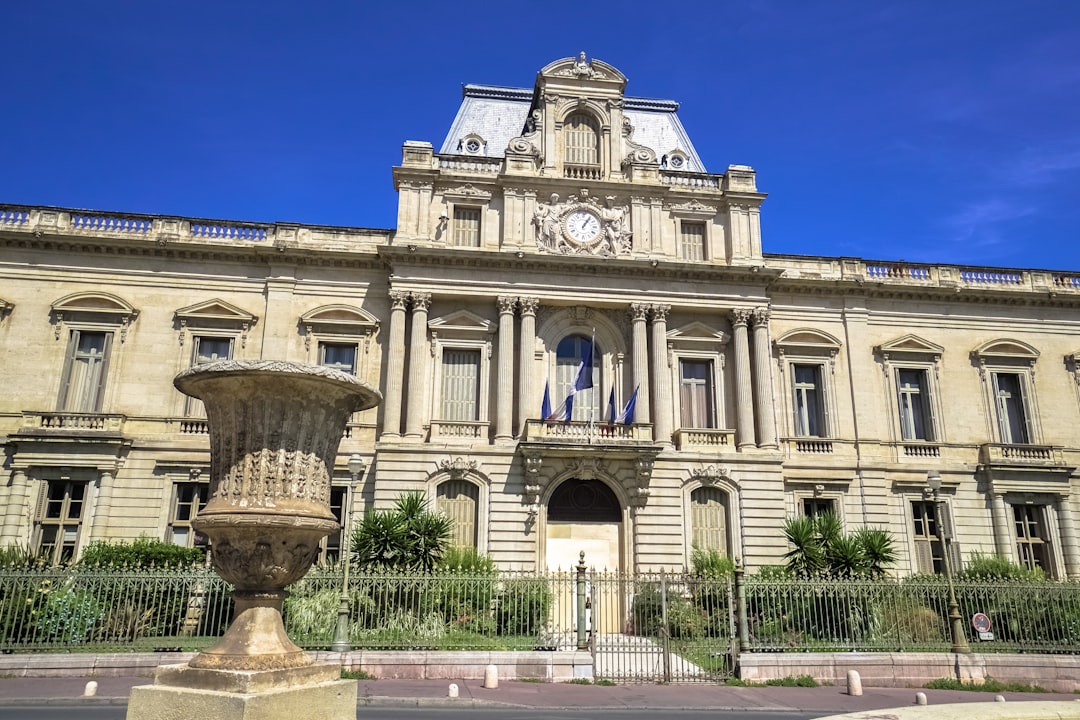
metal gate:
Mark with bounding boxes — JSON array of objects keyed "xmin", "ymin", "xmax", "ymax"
[{"xmin": 588, "ymin": 570, "xmax": 736, "ymax": 683}]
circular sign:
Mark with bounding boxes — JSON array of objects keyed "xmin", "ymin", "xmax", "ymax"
[{"xmin": 972, "ymin": 613, "xmax": 991, "ymax": 633}]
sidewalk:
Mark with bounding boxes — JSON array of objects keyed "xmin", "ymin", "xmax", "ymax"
[{"xmin": 0, "ymin": 674, "xmax": 1077, "ymax": 714}]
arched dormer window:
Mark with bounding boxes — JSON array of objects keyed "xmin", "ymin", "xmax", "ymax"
[{"xmin": 564, "ymin": 113, "xmax": 600, "ymax": 167}]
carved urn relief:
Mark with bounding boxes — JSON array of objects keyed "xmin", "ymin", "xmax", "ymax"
[{"xmin": 173, "ymin": 360, "xmax": 381, "ymax": 671}]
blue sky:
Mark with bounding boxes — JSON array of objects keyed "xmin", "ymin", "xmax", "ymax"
[{"xmin": 2, "ymin": 1, "xmax": 1078, "ymax": 270}]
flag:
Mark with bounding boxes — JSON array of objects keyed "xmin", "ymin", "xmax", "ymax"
[
  {"xmin": 571, "ymin": 338, "xmax": 595, "ymax": 393},
  {"xmin": 541, "ymin": 381, "xmax": 552, "ymax": 421},
  {"xmin": 607, "ymin": 387, "xmax": 616, "ymax": 425},
  {"xmin": 616, "ymin": 385, "xmax": 639, "ymax": 425}
]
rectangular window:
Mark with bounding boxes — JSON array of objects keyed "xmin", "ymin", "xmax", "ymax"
[
  {"xmin": 911, "ymin": 500, "xmax": 945, "ymax": 575},
  {"xmin": 187, "ymin": 336, "xmax": 234, "ymax": 416},
  {"xmin": 452, "ymin": 207, "xmax": 481, "ymax": 247},
  {"xmin": 1014, "ymin": 505, "xmax": 1050, "ymax": 573},
  {"xmin": 437, "ymin": 480, "xmax": 479, "ymax": 548},
  {"xmin": 318, "ymin": 342, "xmax": 357, "ymax": 374},
  {"xmin": 680, "ymin": 359, "xmax": 715, "ymax": 428},
  {"xmin": 36, "ymin": 481, "xmax": 87, "ymax": 564},
  {"xmin": 58, "ymin": 330, "xmax": 112, "ymax": 412},
  {"xmin": 897, "ymin": 368, "xmax": 933, "ymax": 441},
  {"xmin": 802, "ymin": 497, "xmax": 836, "ymax": 519},
  {"xmin": 169, "ymin": 482, "xmax": 210, "ymax": 547},
  {"xmin": 321, "ymin": 486, "xmax": 348, "ymax": 563},
  {"xmin": 792, "ymin": 364, "xmax": 825, "ymax": 437},
  {"xmin": 680, "ymin": 221, "xmax": 706, "ymax": 262},
  {"xmin": 993, "ymin": 372, "xmax": 1032, "ymax": 444},
  {"xmin": 441, "ymin": 348, "xmax": 481, "ymax": 421}
]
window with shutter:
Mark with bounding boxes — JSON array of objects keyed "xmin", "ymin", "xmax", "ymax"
[
  {"xmin": 792, "ymin": 364, "xmax": 826, "ymax": 437},
  {"xmin": 680, "ymin": 221, "xmax": 706, "ymax": 261},
  {"xmin": 437, "ymin": 480, "xmax": 479, "ymax": 548},
  {"xmin": 564, "ymin": 113, "xmax": 600, "ymax": 167},
  {"xmin": 320, "ymin": 486, "xmax": 348, "ymax": 563},
  {"xmin": 169, "ymin": 482, "xmax": 210, "ymax": 548},
  {"xmin": 911, "ymin": 500, "xmax": 960, "ymax": 574},
  {"xmin": 1013, "ymin": 504, "xmax": 1051, "ymax": 575},
  {"xmin": 690, "ymin": 487, "xmax": 729, "ymax": 555},
  {"xmin": 896, "ymin": 368, "xmax": 934, "ymax": 441},
  {"xmin": 993, "ymin": 372, "xmax": 1032, "ymax": 444},
  {"xmin": 452, "ymin": 207, "xmax": 482, "ymax": 247},
  {"xmin": 186, "ymin": 335, "xmax": 235, "ymax": 416},
  {"xmin": 58, "ymin": 330, "xmax": 112, "ymax": 413},
  {"xmin": 441, "ymin": 349, "xmax": 481, "ymax": 421},
  {"xmin": 680, "ymin": 359, "xmax": 715, "ymax": 429},
  {"xmin": 35, "ymin": 481, "xmax": 87, "ymax": 565}
]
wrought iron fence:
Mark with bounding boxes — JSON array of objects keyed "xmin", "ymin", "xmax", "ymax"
[{"xmin": 743, "ymin": 576, "xmax": 1080, "ymax": 654}]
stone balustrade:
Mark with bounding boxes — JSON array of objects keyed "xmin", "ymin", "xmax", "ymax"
[
  {"xmin": 673, "ymin": 428, "xmax": 735, "ymax": 451},
  {"xmin": 980, "ymin": 442, "xmax": 1066, "ymax": 466},
  {"xmin": 436, "ymin": 155, "xmax": 502, "ymax": 174},
  {"xmin": 429, "ymin": 420, "xmax": 488, "ymax": 440},
  {"xmin": 659, "ymin": 170, "xmax": 720, "ymax": 189},
  {"xmin": 520, "ymin": 419, "xmax": 653, "ymax": 444},
  {"xmin": 20, "ymin": 411, "xmax": 126, "ymax": 433}
]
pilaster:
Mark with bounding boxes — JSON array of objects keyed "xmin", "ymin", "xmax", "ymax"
[
  {"xmin": 751, "ymin": 307, "xmax": 777, "ymax": 449},
  {"xmin": 649, "ymin": 305, "xmax": 672, "ymax": 443},
  {"xmin": 380, "ymin": 291, "xmax": 409, "ymax": 439},
  {"xmin": 731, "ymin": 309, "xmax": 757, "ymax": 449},
  {"xmin": 404, "ymin": 292, "xmax": 431, "ymax": 440},
  {"xmin": 629, "ymin": 303, "xmax": 650, "ymax": 425},
  {"xmin": 495, "ymin": 296, "xmax": 516, "ymax": 442},
  {"xmin": 517, "ymin": 297, "xmax": 538, "ymax": 435}
]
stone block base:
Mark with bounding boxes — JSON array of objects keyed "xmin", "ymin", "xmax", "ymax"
[{"xmin": 126, "ymin": 668, "xmax": 356, "ymax": 720}]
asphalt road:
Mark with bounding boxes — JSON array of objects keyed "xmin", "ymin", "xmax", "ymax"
[{"xmin": 0, "ymin": 706, "xmax": 829, "ymax": 720}]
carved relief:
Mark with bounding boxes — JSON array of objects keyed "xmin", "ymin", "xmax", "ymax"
[
  {"xmin": 439, "ymin": 456, "xmax": 478, "ymax": 480},
  {"xmin": 622, "ymin": 117, "xmax": 657, "ymax": 165},
  {"xmin": 532, "ymin": 192, "xmax": 632, "ymax": 256}
]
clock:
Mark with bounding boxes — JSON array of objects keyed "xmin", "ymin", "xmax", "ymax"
[{"xmin": 564, "ymin": 209, "xmax": 601, "ymax": 245}]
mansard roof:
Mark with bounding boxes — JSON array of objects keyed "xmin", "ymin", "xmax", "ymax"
[{"xmin": 439, "ymin": 84, "xmax": 705, "ymax": 172}]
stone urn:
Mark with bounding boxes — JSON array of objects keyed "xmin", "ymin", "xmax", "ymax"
[{"xmin": 173, "ymin": 360, "xmax": 381, "ymax": 671}]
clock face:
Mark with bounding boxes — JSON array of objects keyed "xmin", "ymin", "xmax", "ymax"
[{"xmin": 565, "ymin": 210, "xmax": 601, "ymax": 244}]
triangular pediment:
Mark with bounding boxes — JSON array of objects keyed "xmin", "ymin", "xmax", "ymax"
[
  {"xmin": 300, "ymin": 304, "xmax": 378, "ymax": 328},
  {"xmin": 428, "ymin": 310, "xmax": 495, "ymax": 334},
  {"xmin": 52, "ymin": 291, "xmax": 137, "ymax": 316},
  {"xmin": 877, "ymin": 334, "xmax": 944, "ymax": 356},
  {"xmin": 775, "ymin": 328, "xmax": 841, "ymax": 350},
  {"xmin": 975, "ymin": 338, "xmax": 1040, "ymax": 360},
  {"xmin": 175, "ymin": 299, "xmax": 257, "ymax": 326},
  {"xmin": 667, "ymin": 321, "xmax": 728, "ymax": 346}
]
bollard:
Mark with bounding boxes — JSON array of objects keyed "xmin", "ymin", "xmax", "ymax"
[
  {"xmin": 83, "ymin": 681, "xmax": 98, "ymax": 697},
  {"xmin": 915, "ymin": 692, "xmax": 927, "ymax": 705},
  {"xmin": 846, "ymin": 670, "xmax": 862, "ymax": 697},
  {"xmin": 448, "ymin": 683, "xmax": 459, "ymax": 698},
  {"xmin": 482, "ymin": 664, "xmax": 499, "ymax": 689},
  {"xmin": 995, "ymin": 695, "xmax": 1006, "ymax": 703}
]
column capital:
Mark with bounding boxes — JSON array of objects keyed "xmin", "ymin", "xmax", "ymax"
[
  {"xmin": 497, "ymin": 296, "xmax": 517, "ymax": 314},
  {"xmin": 519, "ymin": 296, "xmax": 539, "ymax": 315},
  {"xmin": 409, "ymin": 292, "xmax": 432, "ymax": 311},
  {"xmin": 389, "ymin": 290, "xmax": 410, "ymax": 310},
  {"xmin": 731, "ymin": 308, "xmax": 753, "ymax": 328},
  {"xmin": 650, "ymin": 304, "xmax": 671, "ymax": 322},
  {"xmin": 629, "ymin": 303, "xmax": 650, "ymax": 321},
  {"xmin": 751, "ymin": 307, "xmax": 771, "ymax": 326}
]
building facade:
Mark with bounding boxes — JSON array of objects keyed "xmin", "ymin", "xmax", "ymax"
[{"xmin": 2, "ymin": 55, "xmax": 1079, "ymax": 577}]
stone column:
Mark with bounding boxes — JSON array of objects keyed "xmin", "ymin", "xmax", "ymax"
[
  {"xmin": 381, "ymin": 291, "xmax": 410, "ymax": 439},
  {"xmin": 990, "ymin": 493, "xmax": 1013, "ymax": 557},
  {"xmin": 629, "ymin": 303, "xmax": 651, "ymax": 427},
  {"xmin": 650, "ymin": 305, "xmax": 672, "ymax": 443},
  {"xmin": 404, "ymin": 292, "xmax": 431, "ymax": 440},
  {"xmin": 495, "ymin": 296, "xmax": 516, "ymax": 442},
  {"xmin": 1056, "ymin": 495, "xmax": 1080, "ymax": 579},
  {"xmin": 90, "ymin": 468, "xmax": 115, "ymax": 541},
  {"xmin": 0, "ymin": 468, "xmax": 28, "ymax": 545},
  {"xmin": 517, "ymin": 297, "xmax": 538, "ymax": 436},
  {"xmin": 731, "ymin": 309, "xmax": 757, "ymax": 449},
  {"xmin": 751, "ymin": 307, "xmax": 778, "ymax": 449}
]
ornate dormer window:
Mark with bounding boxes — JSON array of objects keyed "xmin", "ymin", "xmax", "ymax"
[
  {"xmin": 563, "ymin": 112, "xmax": 603, "ymax": 179},
  {"xmin": 458, "ymin": 133, "xmax": 486, "ymax": 156}
]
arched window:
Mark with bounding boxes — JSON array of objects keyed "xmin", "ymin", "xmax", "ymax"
[
  {"xmin": 564, "ymin": 113, "xmax": 600, "ymax": 166},
  {"xmin": 690, "ymin": 487, "xmax": 729, "ymax": 555},
  {"xmin": 437, "ymin": 479, "xmax": 479, "ymax": 548},
  {"xmin": 555, "ymin": 334, "xmax": 600, "ymax": 421}
]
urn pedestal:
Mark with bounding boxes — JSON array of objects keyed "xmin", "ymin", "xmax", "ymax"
[{"xmin": 126, "ymin": 360, "xmax": 381, "ymax": 720}]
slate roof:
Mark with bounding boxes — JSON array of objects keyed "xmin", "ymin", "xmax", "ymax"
[{"xmin": 439, "ymin": 84, "xmax": 707, "ymax": 173}]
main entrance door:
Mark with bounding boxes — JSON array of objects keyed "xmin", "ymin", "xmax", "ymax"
[{"xmin": 545, "ymin": 479, "xmax": 623, "ymax": 633}]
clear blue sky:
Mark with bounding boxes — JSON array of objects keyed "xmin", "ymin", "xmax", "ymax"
[{"xmin": 2, "ymin": 1, "xmax": 1077, "ymax": 270}]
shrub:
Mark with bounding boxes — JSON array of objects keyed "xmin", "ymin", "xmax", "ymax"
[
  {"xmin": 34, "ymin": 583, "xmax": 104, "ymax": 643},
  {"xmin": 958, "ymin": 553, "xmax": 1043, "ymax": 581},
  {"xmin": 78, "ymin": 539, "xmax": 205, "ymax": 568},
  {"xmin": 283, "ymin": 587, "xmax": 340, "ymax": 644},
  {"xmin": 496, "ymin": 577, "xmax": 551, "ymax": 636}
]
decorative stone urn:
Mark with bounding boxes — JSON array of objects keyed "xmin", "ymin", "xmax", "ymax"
[{"xmin": 172, "ymin": 360, "xmax": 381, "ymax": 672}]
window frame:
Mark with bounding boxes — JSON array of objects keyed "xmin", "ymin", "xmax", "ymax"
[
  {"xmin": 775, "ymin": 329, "xmax": 841, "ymax": 440},
  {"xmin": 678, "ymin": 219, "xmax": 707, "ymax": 262},
  {"xmin": 1013, "ymin": 503, "xmax": 1052, "ymax": 575},
  {"xmin": 688, "ymin": 485, "xmax": 730, "ymax": 557},
  {"xmin": 450, "ymin": 206, "xmax": 482, "ymax": 248},
  {"xmin": 436, "ymin": 478, "xmax": 481, "ymax": 549},
  {"xmin": 427, "ymin": 310, "xmax": 496, "ymax": 440},
  {"xmin": 666, "ymin": 322, "xmax": 730, "ymax": 439},
  {"xmin": 563, "ymin": 112, "xmax": 601, "ymax": 167},
  {"xmin": 34, "ymin": 479, "xmax": 89, "ymax": 565},
  {"xmin": 909, "ymin": 496, "xmax": 961, "ymax": 575},
  {"xmin": 57, "ymin": 328, "xmax": 113, "ymax": 413},
  {"xmin": 185, "ymin": 334, "xmax": 237, "ymax": 416},
  {"xmin": 168, "ymin": 480, "xmax": 210, "ymax": 548},
  {"xmin": 678, "ymin": 357, "xmax": 718, "ymax": 429},
  {"xmin": 973, "ymin": 339, "xmax": 1042, "ymax": 446}
]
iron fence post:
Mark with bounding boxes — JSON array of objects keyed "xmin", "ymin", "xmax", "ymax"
[
  {"xmin": 660, "ymin": 570, "xmax": 671, "ymax": 683},
  {"xmin": 734, "ymin": 564, "xmax": 748, "ymax": 653},
  {"xmin": 576, "ymin": 551, "xmax": 587, "ymax": 650}
]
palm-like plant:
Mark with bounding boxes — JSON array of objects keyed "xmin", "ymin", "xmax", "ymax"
[
  {"xmin": 351, "ymin": 491, "xmax": 452, "ymax": 572},
  {"xmin": 782, "ymin": 513, "xmax": 896, "ymax": 578}
]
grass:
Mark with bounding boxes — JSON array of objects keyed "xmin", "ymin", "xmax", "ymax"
[
  {"xmin": 340, "ymin": 668, "xmax": 376, "ymax": 680},
  {"xmin": 725, "ymin": 675, "xmax": 820, "ymax": 688},
  {"xmin": 924, "ymin": 677, "xmax": 1048, "ymax": 693}
]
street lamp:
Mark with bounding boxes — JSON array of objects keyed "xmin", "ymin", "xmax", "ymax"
[
  {"xmin": 331, "ymin": 453, "xmax": 365, "ymax": 653},
  {"xmin": 927, "ymin": 470, "xmax": 970, "ymax": 654}
]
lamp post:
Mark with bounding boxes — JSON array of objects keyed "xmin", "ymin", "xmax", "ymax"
[
  {"xmin": 331, "ymin": 453, "xmax": 365, "ymax": 653},
  {"xmin": 927, "ymin": 471, "xmax": 970, "ymax": 654}
]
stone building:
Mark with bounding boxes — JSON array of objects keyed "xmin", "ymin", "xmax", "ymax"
[{"xmin": 1, "ymin": 54, "xmax": 1079, "ymax": 578}]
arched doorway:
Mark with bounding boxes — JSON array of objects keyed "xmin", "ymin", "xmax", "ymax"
[{"xmin": 545, "ymin": 478, "xmax": 623, "ymax": 634}]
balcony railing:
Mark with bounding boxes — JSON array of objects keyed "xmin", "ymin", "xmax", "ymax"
[
  {"xmin": 673, "ymin": 428, "xmax": 735, "ymax": 450},
  {"xmin": 521, "ymin": 419, "xmax": 653, "ymax": 444},
  {"xmin": 429, "ymin": 420, "xmax": 488, "ymax": 441},
  {"xmin": 901, "ymin": 442, "xmax": 941, "ymax": 459},
  {"xmin": 20, "ymin": 412, "xmax": 125, "ymax": 433},
  {"xmin": 787, "ymin": 438, "xmax": 834, "ymax": 454},
  {"xmin": 980, "ymin": 443, "xmax": 1066, "ymax": 466},
  {"xmin": 563, "ymin": 163, "xmax": 604, "ymax": 181}
]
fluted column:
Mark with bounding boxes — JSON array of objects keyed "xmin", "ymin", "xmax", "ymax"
[
  {"xmin": 629, "ymin": 303, "xmax": 650, "ymax": 427},
  {"xmin": 1057, "ymin": 495, "xmax": 1080, "ymax": 579},
  {"xmin": 0, "ymin": 469, "xmax": 28, "ymax": 545},
  {"xmin": 990, "ymin": 493, "xmax": 1013, "ymax": 557},
  {"xmin": 731, "ymin": 309, "xmax": 757, "ymax": 449},
  {"xmin": 649, "ymin": 304, "xmax": 672, "ymax": 443},
  {"xmin": 517, "ymin": 297, "xmax": 538, "ymax": 436},
  {"xmin": 381, "ymin": 291, "xmax": 410, "ymax": 439},
  {"xmin": 751, "ymin": 307, "xmax": 778, "ymax": 449},
  {"xmin": 404, "ymin": 292, "xmax": 431, "ymax": 440},
  {"xmin": 90, "ymin": 469, "xmax": 115, "ymax": 541},
  {"xmin": 496, "ymin": 296, "xmax": 516, "ymax": 442}
]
